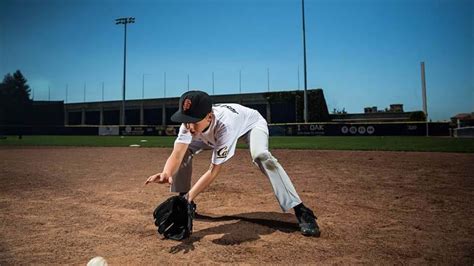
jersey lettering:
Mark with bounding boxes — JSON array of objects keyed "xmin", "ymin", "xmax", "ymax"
[
  {"xmin": 216, "ymin": 146, "xmax": 229, "ymax": 158},
  {"xmin": 215, "ymin": 104, "xmax": 239, "ymax": 114}
]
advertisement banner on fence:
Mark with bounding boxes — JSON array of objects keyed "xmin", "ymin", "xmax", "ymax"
[
  {"xmin": 120, "ymin": 126, "xmax": 179, "ymax": 136},
  {"xmin": 269, "ymin": 122, "xmax": 449, "ymax": 136},
  {"xmin": 99, "ymin": 126, "xmax": 119, "ymax": 136}
]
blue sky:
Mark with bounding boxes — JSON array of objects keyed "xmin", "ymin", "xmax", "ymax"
[{"xmin": 0, "ymin": 0, "xmax": 472, "ymax": 121}]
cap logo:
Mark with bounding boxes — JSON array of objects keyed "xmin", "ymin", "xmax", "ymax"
[{"xmin": 183, "ymin": 99, "xmax": 192, "ymax": 111}]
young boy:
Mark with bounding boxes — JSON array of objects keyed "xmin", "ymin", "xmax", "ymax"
[{"xmin": 145, "ymin": 90, "xmax": 320, "ymax": 236}]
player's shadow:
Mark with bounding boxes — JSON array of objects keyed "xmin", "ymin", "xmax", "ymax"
[{"xmin": 169, "ymin": 211, "xmax": 299, "ymax": 254}]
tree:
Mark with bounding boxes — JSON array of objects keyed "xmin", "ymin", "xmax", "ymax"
[{"xmin": 0, "ymin": 70, "xmax": 32, "ymax": 125}]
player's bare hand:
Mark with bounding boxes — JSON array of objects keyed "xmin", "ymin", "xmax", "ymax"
[{"xmin": 145, "ymin": 173, "xmax": 172, "ymax": 185}]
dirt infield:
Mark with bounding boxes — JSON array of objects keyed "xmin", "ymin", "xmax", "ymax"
[{"xmin": 0, "ymin": 147, "xmax": 473, "ymax": 264}]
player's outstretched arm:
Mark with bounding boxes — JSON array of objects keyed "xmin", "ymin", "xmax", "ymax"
[
  {"xmin": 187, "ymin": 163, "xmax": 222, "ymax": 202},
  {"xmin": 145, "ymin": 142, "xmax": 189, "ymax": 185}
]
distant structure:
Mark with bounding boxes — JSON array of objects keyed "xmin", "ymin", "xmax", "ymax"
[
  {"xmin": 364, "ymin": 104, "xmax": 404, "ymax": 114},
  {"xmin": 332, "ymin": 103, "xmax": 422, "ymax": 123},
  {"xmin": 14, "ymin": 90, "xmax": 425, "ymax": 127},
  {"xmin": 64, "ymin": 89, "xmax": 329, "ymax": 126},
  {"xmin": 451, "ymin": 113, "xmax": 474, "ymax": 128},
  {"xmin": 364, "ymin": 106, "xmax": 378, "ymax": 113},
  {"xmin": 451, "ymin": 112, "xmax": 474, "ymax": 138},
  {"xmin": 389, "ymin": 104, "xmax": 404, "ymax": 112}
]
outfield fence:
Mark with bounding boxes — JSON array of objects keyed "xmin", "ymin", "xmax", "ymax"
[
  {"xmin": 453, "ymin": 126, "xmax": 474, "ymax": 138},
  {"xmin": 0, "ymin": 122, "xmax": 450, "ymax": 137}
]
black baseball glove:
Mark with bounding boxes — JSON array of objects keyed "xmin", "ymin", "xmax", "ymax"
[{"xmin": 153, "ymin": 195, "xmax": 195, "ymax": 240}]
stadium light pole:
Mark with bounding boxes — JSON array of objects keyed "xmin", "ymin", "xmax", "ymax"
[
  {"xmin": 301, "ymin": 0, "xmax": 308, "ymax": 123},
  {"xmin": 212, "ymin": 72, "xmax": 215, "ymax": 95},
  {"xmin": 187, "ymin": 74, "xmax": 190, "ymax": 91},
  {"xmin": 142, "ymin": 73, "xmax": 150, "ymax": 100},
  {"xmin": 115, "ymin": 17, "xmax": 135, "ymax": 125},
  {"xmin": 239, "ymin": 70, "xmax": 242, "ymax": 94},
  {"xmin": 164, "ymin": 72, "xmax": 167, "ymax": 98},
  {"xmin": 298, "ymin": 65, "xmax": 300, "ymax": 90},
  {"xmin": 267, "ymin": 68, "xmax": 270, "ymax": 92},
  {"xmin": 421, "ymin": 61, "xmax": 429, "ymax": 136},
  {"xmin": 142, "ymin": 74, "xmax": 145, "ymax": 99}
]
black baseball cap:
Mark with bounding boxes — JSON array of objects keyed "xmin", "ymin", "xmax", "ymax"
[{"xmin": 171, "ymin": 90, "xmax": 213, "ymax": 123}]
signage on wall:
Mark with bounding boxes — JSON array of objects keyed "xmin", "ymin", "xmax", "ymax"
[{"xmin": 341, "ymin": 125, "xmax": 375, "ymax": 135}]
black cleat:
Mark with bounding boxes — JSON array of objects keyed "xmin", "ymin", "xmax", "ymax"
[
  {"xmin": 294, "ymin": 204, "xmax": 321, "ymax": 237},
  {"xmin": 189, "ymin": 201, "xmax": 197, "ymax": 218}
]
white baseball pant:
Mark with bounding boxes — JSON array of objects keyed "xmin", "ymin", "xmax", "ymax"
[{"xmin": 170, "ymin": 126, "xmax": 302, "ymax": 212}]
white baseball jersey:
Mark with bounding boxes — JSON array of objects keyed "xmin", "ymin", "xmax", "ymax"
[{"xmin": 175, "ymin": 104, "xmax": 268, "ymax": 165}]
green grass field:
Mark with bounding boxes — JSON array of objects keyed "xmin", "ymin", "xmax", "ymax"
[{"xmin": 1, "ymin": 135, "xmax": 473, "ymax": 153}]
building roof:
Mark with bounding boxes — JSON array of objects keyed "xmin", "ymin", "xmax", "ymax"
[{"xmin": 452, "ymin": 113, "xmax": 474, "ymax": 120}]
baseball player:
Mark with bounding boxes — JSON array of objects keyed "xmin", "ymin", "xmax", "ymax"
[{"xmin": 145, "ymin": 90, "xmax": 320, "ymax": 236}]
